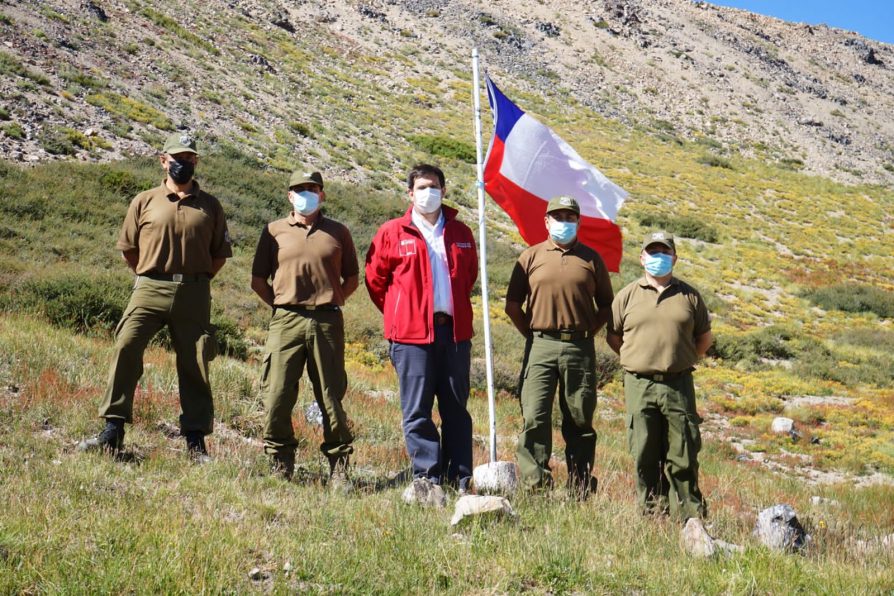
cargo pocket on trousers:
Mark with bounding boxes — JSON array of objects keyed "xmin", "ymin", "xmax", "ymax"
[
  {"xmin": 200, "ymin": 325, "xmax": 219, "ymax": 361},
  {"xmin": 626, "ymin": 414, "xmax": 635, "ymax": 453},
  {"xmin": 685, "ymin": 414, "xmax": 703, "ymax": 454}
]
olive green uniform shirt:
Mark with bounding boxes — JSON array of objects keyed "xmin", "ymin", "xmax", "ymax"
[
  {"xmin": 506, "ymin": 240, "xmax": 614, "ymax": 332},
  {"xmin": 251, "ymin": 213, "xmax": 359, "ymax": 307},
  {"xmin": 117, "ymin": 180, "xmax": 232, "ymax": 275},
  {"xmin": 609, "ymin": 276, "xmax": 711, "ymax": 374}
]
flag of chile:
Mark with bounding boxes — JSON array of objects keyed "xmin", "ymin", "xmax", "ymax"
[{"xmin": 483, "ymin": 77, "xmax": 627, "ymax": 272}]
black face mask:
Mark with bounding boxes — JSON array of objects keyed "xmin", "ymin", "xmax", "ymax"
[{"xmin": 167, "ymin": 159, "xmax": 195, "ymax": 184}]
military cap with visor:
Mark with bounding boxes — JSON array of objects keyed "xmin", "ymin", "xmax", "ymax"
[
  {"xmin": 163, "ymin": 132, "xmax": 198, "ymax": 155},
  {"xmin": 641, "ymin": 230, "xmax": 676, "ymax": 251},
  {"xmin": 289, "ymin": 171, "xmax": 324, "ymax": 189},
  {"xmin": 545, "ymin": 195, "xmax": 581, "ymax": 215}
]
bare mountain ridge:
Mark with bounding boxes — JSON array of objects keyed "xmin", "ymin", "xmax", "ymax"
[{"xmin": 1, "ymin": 0, "xmax": 892, "ymax": 186}]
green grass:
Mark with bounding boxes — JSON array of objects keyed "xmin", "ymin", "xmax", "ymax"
[
  {"xmin": 0, "ymin": 51, "xmax": 50, "ymax": 86},
  {"xmin": 1, "ymin": 313, "xmax": 893, "ymax": 592},
  {"xmin": 409, "ymin": 134, "xmax": 477, "ymax": 164},
  {"xmin": 85, "ymin": 92, "xmax": 173, "ymax": 130}
]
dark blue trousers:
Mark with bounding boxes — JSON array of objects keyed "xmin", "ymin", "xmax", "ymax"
[{"xmin": 389, "ymin": 324, "xmax": 472, "ymax": 488}]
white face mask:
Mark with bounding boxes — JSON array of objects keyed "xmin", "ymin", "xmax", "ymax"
[
  {"xmin": 413, "ymin": 187, "xmax": 442, "ymax": 214},
  {"xmin": 290, "ymin": 190, "xmax": 320, "ymax": 215}
]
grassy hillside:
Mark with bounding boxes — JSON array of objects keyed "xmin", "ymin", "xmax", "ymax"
[
  {"xmin": 2, "ymin": 0, "xmax": 894, "ymax": 590},
  {"xmin": 1, "ymin": 128, "xmax": 893, "ymax": 590}
]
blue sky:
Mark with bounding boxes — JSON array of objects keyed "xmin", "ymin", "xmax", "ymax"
[{"xmin": 711, "ymin": 1, "xmax": 894, "ymax": 45}]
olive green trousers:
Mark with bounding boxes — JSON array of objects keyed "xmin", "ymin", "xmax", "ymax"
[
  {"xmin": 260, "ymin": 308, "xmax": 353, "ymax": 459},
  {"xmin": 624, "ymin": 371, "xmax": 706, "ymax": 520},
  {"xmin": 99, "ymin": 276, "xmax": 216, "ymax": 434},
  {"xmin": 516, "ymin": 335, "xmax": 598, "ymax": 490}
]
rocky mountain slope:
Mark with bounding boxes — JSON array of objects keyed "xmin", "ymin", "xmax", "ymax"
[{"xmin": 1, "ymin": 0, "xmax": 893, "ymax": 186}]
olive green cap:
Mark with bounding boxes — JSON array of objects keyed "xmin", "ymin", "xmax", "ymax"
[
  {"xmin": 162, "ymin": 132, "xmax": 197, "ymax": 155},
  {"xmin": 641, "ymin": 230, "xmax": 676, "ymax": 251},
  {"xmin": 288, "ymin": 170, "xmax": 324, "ymax": 189},
  {"xmin": 545, "ymin": 195, "xmax": 580, "ymax": 215}
]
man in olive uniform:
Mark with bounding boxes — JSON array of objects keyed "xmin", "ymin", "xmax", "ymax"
[
  {"xmin": 79, "ymin": 132, "xmax": 232, "ymax": 460},
  {"xmin": 505, "ymin": 196, "xmax": 614, "ymax": 499},
  {"xmin": 607, "ymin": 231, "xmax": 713, "ymax": 521},
  {"xmin": 251, "ymin": 171, "xmax": 359, "ymax": 486}
]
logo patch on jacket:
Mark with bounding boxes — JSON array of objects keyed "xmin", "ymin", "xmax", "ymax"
[
  {"xmin": 455, "ymin": 242, "xmax": 472, "ymax": 249},
  {"xmin": 398, "ymin": 238, "xmax": 417, "ymax": 256}
]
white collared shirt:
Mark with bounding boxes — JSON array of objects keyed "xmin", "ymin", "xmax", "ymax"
[{"xmin": 411, "ymin": 208, "xmax": 453, "ymax": 316}]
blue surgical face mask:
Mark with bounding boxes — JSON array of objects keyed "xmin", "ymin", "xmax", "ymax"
[
  {"xmin": 644, "ymin": 252, "xmax": 674, "ymax": 276},
  {"xmin": 290, "ymin": 190, "xmax": 320, "ymax": 215},
  {"xmin": 548, "ymin": 219, "xmax": 578, "ymax": 245}
]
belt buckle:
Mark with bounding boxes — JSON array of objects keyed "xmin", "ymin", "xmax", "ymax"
[
  {"xmin": 653, "ymin": 373, "xmax": 666, "ymax": 382},
  {"xmin": 560, "ymin": 331, "xmax": 572, "ymax": 341},
  {"xmin": 172, "ymin": 273, "xmax": 184, "ymax": 282}
]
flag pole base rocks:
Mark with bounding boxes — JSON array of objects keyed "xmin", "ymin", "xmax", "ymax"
[{"xmin": 473, "ymin": 461, "xmax": 518, "ymax": 494}]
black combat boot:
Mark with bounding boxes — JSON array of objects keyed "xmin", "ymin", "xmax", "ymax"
[
  {"xmin": 271, "ymin": 451, "xmax": 295, "ymax": 481},
  {"xmin": 184, "ymin": 431, "xmax": 211, "ymax": 464},
  {"xmin": 77, "ymin": 419, "xmax": 125, "ymax": 453}
]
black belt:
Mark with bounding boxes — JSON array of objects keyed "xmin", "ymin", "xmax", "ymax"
[
  {"xmin": 534, "ymin": 329, "xmax": 593, "ymax": 341},
  {"xmin": 628, "ymin": 368, "xmax": 694, "ymax": 382},
  {"xmin": 140, "ymin": 272, "xmax": 209, "ymax": 282},
  {"xmin": 434, "ymin": 312, "xmax": 453, "ymax": 326},
  {"xmin": 277, "ymin": 304, "xmax": 340, "ymax": 312}
]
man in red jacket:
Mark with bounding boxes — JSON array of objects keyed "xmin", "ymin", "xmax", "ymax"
[{"xmin": 366, "ymin": 164, "xmax": 478, "ymax": 506}]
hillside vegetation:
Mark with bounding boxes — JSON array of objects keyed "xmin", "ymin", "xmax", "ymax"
[{"xmin": 1, "ymin": 0, "xmax": 893, "ymax": 592}]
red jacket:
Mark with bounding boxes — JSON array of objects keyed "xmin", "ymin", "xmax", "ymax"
[{"xmin": 365, "ymin": 206, "xmax": 478, "ymax": 344}]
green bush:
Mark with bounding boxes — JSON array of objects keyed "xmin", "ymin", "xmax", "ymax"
[
  {"xmin": 59, "ymin": 67, "xmax": 106, "ymax": 90},
  {"xmin": 8, "ymin": 273, "xmax": 131, "ymax": 334},
  {"xmin": 287, "ymin": 120, "xmax": 313, "ymax": 138},
  {"xmin": 711, "ymin": 325, "xmax": 796, "ymax": 363},
  {"xmin": 86, "ymin": 92, "xmax": 173, "ymax": 130},
  {"xmin": 39, "ymin": 127, "xmax": 110, "ymax": 155},
  {"xmin": 1, "ymin": 122, "xmax": 24, "ymax": 140},
  {"xmin": 99, "ymin": 169, "xmax": 147, "ymax": 197},
  {"xmin": 793, "ymin": 343, "xmax": 894, "ymax": 387},
  {"xmin": 408, "ymin": 134, "xmax": 477, "ymax": 164},
  {"xmin": 696, "ymin": 154, "xmax": 733, "ymax": 169},
  {"xmin": 0, "ymin": 51, "xmax": 50, "ymax": 86},
  {"xmin": 211, "ymin": 315, "xmax": 249, "ymax": 360},
  {"xmin": 802, "ymin": 284, "xmax": 894, "ymax": 318},
  {"xmin": 834, "ymin": 328, "xmax": 894, "ymax": 350},
  {"xmin": 636, "ymin": 213, "xmax": 719, "ymax": 243},
  {"xmin": 40, "ymin": 128, "xmax": 78, "ymax": 155}
]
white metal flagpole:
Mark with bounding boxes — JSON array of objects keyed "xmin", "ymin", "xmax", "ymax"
[{"xmin": 471, "ymin": 48, "xmax": 498, "ymax": 464}]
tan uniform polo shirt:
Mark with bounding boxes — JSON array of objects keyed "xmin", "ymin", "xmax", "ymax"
[
  {"xmin": 117, "ymin": 181, "xmax": 232, "ymax": 275},
  {"xmin": 506, "ymin": 239, "xmax": 614, "ymax": 332},
  {"xmin": 251, "ymin": 213, "xmax": 359, "ymax": 307},
  {"xmin": 609, "ymin": 276, "xmax": 711, "ymax": 374}
]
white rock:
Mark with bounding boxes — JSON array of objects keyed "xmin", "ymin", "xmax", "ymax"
[
  {"xmin": 304, "ymin": 401, "xmax": 323, "ymax": 426},
  {"xmin": 771, "ymin": 417, "xmax": 795, "ymax": 434},
  {"xmin": 401, "ymin": 478, "xmax": 446, "ymax": 508},
  {"xmin": 248, "ymin": 567, "xmax": 265, "ymax": 581},
  {"xmin": 681, "ymin": 517, "xmax": 715, "ymax": 557},
  {"xmin": 450, "ymin": 495, "xmax": 517, "ymax": 526},
  {"xmin": 754, "ymin": 504, "xmax": 811, "ymax": 552},
  {"xmin": 472, "ymin": 461, "xmax": 518, "ymax": 494}
]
